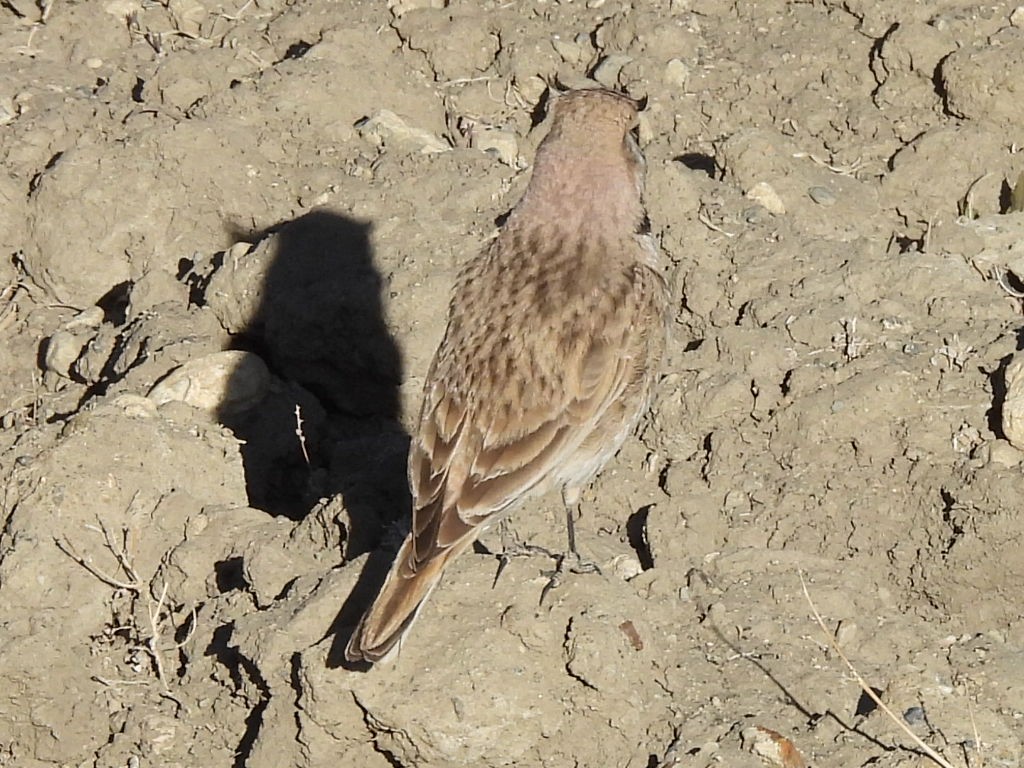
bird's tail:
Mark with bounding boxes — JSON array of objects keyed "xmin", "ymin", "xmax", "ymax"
[{"xmin": 344, "ymin": 535, "xmax": 460, "ymax": 664}]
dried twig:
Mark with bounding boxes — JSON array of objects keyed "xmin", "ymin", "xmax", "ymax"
[
  {"xmin": 56, "ymin": 514, "xmax": 195, "ymax": 692},
  {"xmin": 294, "ymin": 404, "xmax": 310, "ymax": 465}
]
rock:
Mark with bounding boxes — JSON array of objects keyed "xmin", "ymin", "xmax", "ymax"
[
  {"xmin": 43, "ymin": 307, "xmax": 108, "ymax": 379},
  {"xmin": 388, "ymin": 0, "xmax": 445, "ymax": 17},
  {"xmin": 73, "ymin": 325, "xmax": 118, "ymax": 384},
  {"xmin": 167, "ymin": 0, "xmax": 206, "ymax": 37},
  {"xmin": 551, "ymin": 36, "xmax": 586, "ymax": 65},
  {"xmin": 808, "ymin": 185, "xmax": 837, "ymax": 206},
  {"xmin": 610, "ymin": 554, "xmax": 643, "ymax": 581},
  {"xmin": 204, "ymin": 242, "xmax": 258, "ymax": 334},
  {"xmin": 988, "ymin": 440, "xmax": 1023, "ymax": 468},
  {"xmin": 111, "ymin": 393, "xmax": 159, "ymax": 418},
  {"xmin": 356, "ymin": 109, "xmax": 450, "ymax": 154},
  {"xmin": 470, "ymin": 127, "xmax": 521, "ymax": 167},
  {"xmin": 64, "ymin": 306, "xmax": 104, "ymax": 331},
  {"xmin": 741, "ymin": 726, "xmax": 807, "ymax": 768},
  {"xmin": 201, "ymin": 211, "xmax": 401, "ymax": 417},
  {"xmin": 147, "ymin": 350, "xmax": 271, "ymax": 416}
]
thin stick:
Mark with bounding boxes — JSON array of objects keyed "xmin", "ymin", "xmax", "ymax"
[
  {"xmin": 294, "ymin": 404, "xmax": 310, "ymax": 465},
  {"xmin": 54, "ymin": 537, "xmax": 138, "ymax": 592},
  {"xmin": 798, "ymin": 570, "xmax": 959, "ymax": 768}
]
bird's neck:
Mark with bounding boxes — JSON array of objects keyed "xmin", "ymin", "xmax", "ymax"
[{"xmin": 512, "ymin": 154, "xmax": 644, "ymax": 235}]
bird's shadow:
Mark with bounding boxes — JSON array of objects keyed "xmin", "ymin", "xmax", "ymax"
[{"xmin": 193, "ymin": 208, "xmax": 409, "ymax": 664}]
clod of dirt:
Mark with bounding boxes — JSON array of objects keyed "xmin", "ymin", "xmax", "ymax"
[
  {"xmin": 940, "ymin": 40, "xmax": 1024, "ymax": 127},
  {"xmin": 882, "ymin": 125, "xmax": 1018, "ymax": 229},
  {"xmin": 1002, "ymin": 355, "xmax": 1024, "ymax": 449},
  {"xmin": 395, "ymin": 8, "xmax": 501, "ymax": 81},
  {"xmin": 717, "ymin": 128, "xmax": 882, "ymax": 240}
]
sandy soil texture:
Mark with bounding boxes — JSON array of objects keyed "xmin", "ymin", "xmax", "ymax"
[{"xmin": 2, "ymin": 1, "xmax": 1024, "ymax": 766}]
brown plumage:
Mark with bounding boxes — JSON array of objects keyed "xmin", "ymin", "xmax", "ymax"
[{"xmin": 345, "ymin": 88, "xmax": 669, "ymax": 664}]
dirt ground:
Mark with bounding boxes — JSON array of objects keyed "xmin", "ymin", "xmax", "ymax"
[{"xmin": 2, "ymin": 0, "xmax": 1024, "ymax": 766}]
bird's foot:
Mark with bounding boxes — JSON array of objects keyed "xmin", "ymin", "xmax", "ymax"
[
  {"xmin": 491, "ymin": 525, "xmax": 560, "ymax": 588},
  {"xmin": 538, "ymin": 550, "xmax": 602, "ymax": 605}
]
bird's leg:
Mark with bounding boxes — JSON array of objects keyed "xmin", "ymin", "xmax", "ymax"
[
  {"xmin": 539, "ymin": 487, "xmax": 602, "ymax": 603},
  {"xmin": 491, "ymin": 518, "xmax": 559, "ymax": 588},
  {"xmin": 560, "ymin": 486, "xmax": 602, "ymax": 575}
]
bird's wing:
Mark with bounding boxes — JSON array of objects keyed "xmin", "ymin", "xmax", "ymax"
[{"xmin": 405, "ymin": 266, "xmax": 649, "ymax": 571}]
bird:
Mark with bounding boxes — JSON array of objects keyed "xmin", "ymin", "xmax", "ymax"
[{"xmin": 345, "ymin": 87, "xmax": 669, "ymax": 664}]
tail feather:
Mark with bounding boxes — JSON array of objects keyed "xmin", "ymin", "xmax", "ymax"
[{"xmin": 345, "ymin": 537, "xmax": 458, "ymax": 664}]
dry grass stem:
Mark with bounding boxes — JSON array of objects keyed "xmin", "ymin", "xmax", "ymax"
[
  {"xmin": 798, "ymin": 570, "xmax": 959, "ymax": 768},
  {"xmin": 992, "ymin": 267, "xmax": 1024, "ymax": 299},
  {"xmin": 697, "ymin": 205, "xmax": 737, "ymax": 237}
]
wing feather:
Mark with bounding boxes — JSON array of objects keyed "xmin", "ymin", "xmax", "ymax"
[{"xmin": 406, "ymin": 276, "xmax": 647, "ymax": 574}]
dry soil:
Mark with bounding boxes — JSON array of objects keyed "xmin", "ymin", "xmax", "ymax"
[{"xmin": 2, "ymin": 1, "xmax": 1024, "ymax": 767}]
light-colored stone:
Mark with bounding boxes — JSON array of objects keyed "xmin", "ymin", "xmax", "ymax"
[
  {"xmin": 1002, "ymin": 355, "xmax": 1024, "ymax": 449},
  {"xmin": 148, "ymin": 350, "xmax": 271, "ymax": 416},
  {"xmin": 356, "ymin": 109, "xmax": 450, "ymax": 154},
  {"xmin": 470, "ymin": 127, "xmax": 521, "ymax": 167},
  {"xmin": 746, "ymin": 181, "xmax": 786, "ymax": 215},
  {"xmin": 610, "ymin": 553, "xmax": 643, "ymax": 581},
  {"xmin": 111, "ymin": 393, "xmax": 159, "ymax": 418},
  {"xmin": 43, "ymin": 330, "xmax": 85, "ymax": 378},
  {"xmin": 664, "ymin": 58, "xmax": 690, "ymax": 88},
  {"xmin": 988, "ymin": 439, "xmax": 1023, "ymax": 468}
]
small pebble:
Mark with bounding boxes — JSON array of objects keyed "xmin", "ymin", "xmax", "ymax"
[
  {"xmin": 746, "ymin": 181, "xmax": 786, "ymax": 215},
  {"xmin": 593, "ymin": 54, "xmax": 633, "ymax": 88},
  {"xmin": 43, "ymin": 330, "xmax": 85, "ymax": 378},
  {"xmin": 743, "ymin": 205, "xmax": 771, "ymax": 224},
  {"xmin": 1011, "ymin": 6, "xmax": 1024, "ymax": 26},
  {"xmin": 664, "ymin": 58, "xmax": 690, "ymax": 88},
  {"xmin": 551, "ymin": 36, "xmax": 584, "ymax": 64},
  {"xmin": 470, "ymin": 127, "xmax": 521, "ymax": 168},
  {"xmin": 808, "ymin": 185, "xmax": 837, "ymax": 206},
  {"xmin": 903, "ymin": 706, "xmax": 926, "ymax": 725}
]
